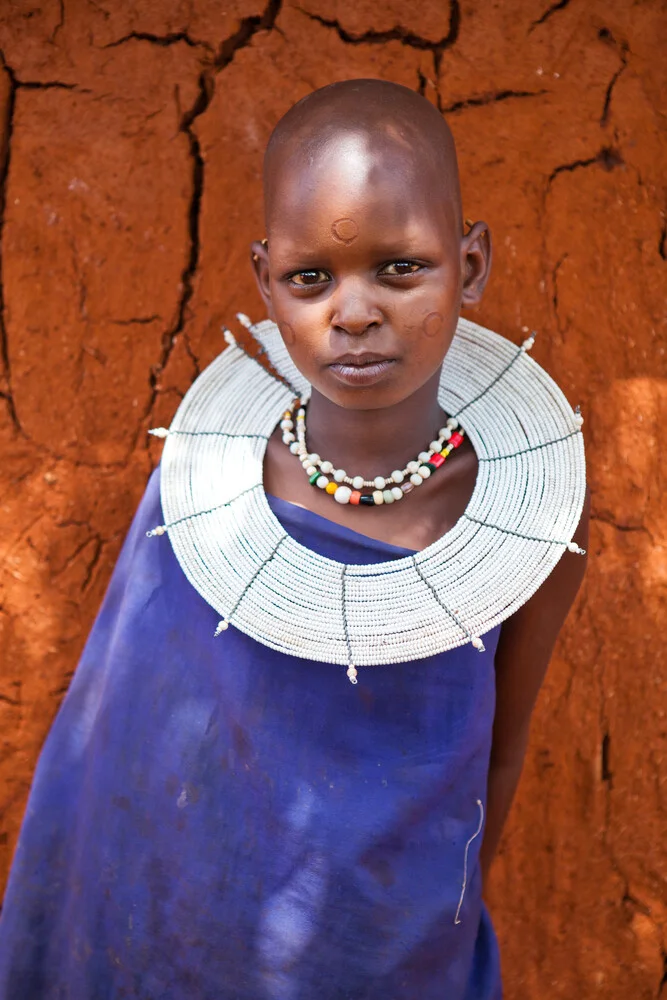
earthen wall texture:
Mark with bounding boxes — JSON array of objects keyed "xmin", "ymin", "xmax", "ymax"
[{"xmin": 0, "ymin": 1, "xmax": 665, "ymax": 996}]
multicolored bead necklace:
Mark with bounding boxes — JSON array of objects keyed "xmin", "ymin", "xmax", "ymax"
[{"xmin": 280, "ymin": 403, "xmax": 466, "ymax": 506}]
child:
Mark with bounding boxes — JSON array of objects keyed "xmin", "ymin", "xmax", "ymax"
[{"xmin": 0, "ymin": 79, "xmax": 588, "ymax": 999}]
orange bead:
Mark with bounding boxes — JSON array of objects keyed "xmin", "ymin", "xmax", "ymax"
[{"xmin": 350, "ymin": 491, "xmax": 361, "ymax": 505}]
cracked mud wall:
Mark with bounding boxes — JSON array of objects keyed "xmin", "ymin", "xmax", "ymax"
[{"xmin": 0, "ymin": 1, "xmax": 665, "ymax": 996}]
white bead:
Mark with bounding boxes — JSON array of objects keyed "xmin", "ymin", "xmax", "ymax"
[
  {"xmin": 382, "ymin": 489, "xmax": 394, "ymax": 504},
  {"xmin": 148, "ymin": 427, "xmax": 169, "ymax": 438},
  {"xmin": 347, "ymin": 664, "xmax": 358, "ymax": 684},
  {"xmin": 320, "ymin": 460, "xmax": 334, "ymax": 474},
  {"xmin": 391, "ymin": 486, "xmax": 403, "ymax": 501},
  {"xmin": 297, "ymin": 408, "xmax": 306, "ymax": 417},
  {"xmin": 214, "ymin": 619, "xmax": 229, "ymax": 635},
  {"xmin": 333, "ymin": 469, "xmax": 346, "ymax": 483},
  {"xmin": 282, "ymin": 432, "xmax": 295, "ymax": 444},
  {"xmin": 471, "ymin": 636, "xmax": 484, "ymax": 650},
  {"xmin": 236, "ymin": 312, "xmax": 253, "ymax": 328},
  {"xmin": 280, "ymin": 419, "xmax": 293, "ymax": 430},
  {"xmin": 301, "ymin": 457, "xmax": 311, "ymax": 467},
  {"xmin": 521, "ymin": 336, "xmax": 535, "ymax": 351},
  {"xmin": 407, "ymin": 460, "xmax": 420, "ymax": 474},
  {"xmin": 308, "ymin": 453, "xmax": 321, "ymax": 465},
  {"xmin": 418, "ymin": 451, "xmax": 430, "ymax": 463},
  {"xmin": 374, "ymin": 476, "xmax": 386, "ymax": 490},
  {"xmin": 391, "ymin": 469, "xmax": 404, "ymax": 484},
  {"xmin": 334, "ymin": 486, "xmax": 352, "ymax": 504},
  {"xmin": 574, "ymin": 414, "xmax": 584, "ymax": 427},
  {"xmin": 305, "ymin": 465, "xmax": 317, "ymax": 477},
  {"xmin": 289, "ymin": 442, "xmax": 300, "ymax": 454},
  {"xmin": 567, "ymin": 541, "xmax": 585, "ymax": 554},
  {"xmin": 418, "ymin": 466, "xmax": 431, "ymax": 479},
  {"xmin": 352, "ymin": 475, "xmax": 365, "ymax": 490},
  {"xmin": 410, "ymin": 473, "xmax": 423, "ymax": 486},
  {"xmin": 440, "ymin": 428, "xmax": 452, "ymax": 441},
  {"xmin": 373, "ymin": 490, "xmax": 384, "ymax": 505},
  {"xmin": 316, "ymin": 476, "xmax": 329, "ymax": 489},
  {"xmin": 222, "ymin": 327, "xmax": 236, "ymax": 346},
  {"xmin": 429, "ymin": 441, "xmax": 441, "ymax": 452},
  {"xmin": 446, "ymin": 417, "xmax": 458, "ymax": 429}
]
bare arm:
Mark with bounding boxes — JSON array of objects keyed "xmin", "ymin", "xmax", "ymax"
[{"xmin": 479, "ymin": 488, "xmax": 591, "ymax": 883}]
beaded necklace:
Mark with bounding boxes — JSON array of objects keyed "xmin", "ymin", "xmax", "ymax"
[
  {"xmin": 148, "ymin": 316, "xmax": 586, "ymax": 685},
  {"xmin": 283, "ymin": 403, "xmax": 466, "ymax": 507}
]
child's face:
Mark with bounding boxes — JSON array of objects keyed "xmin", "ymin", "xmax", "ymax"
[{"xmin": 253, "ymin": 133, "xmax": 490, "ymax": 411}]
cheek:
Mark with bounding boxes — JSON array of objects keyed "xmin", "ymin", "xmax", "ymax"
[
  {"xmin": 279, "ymin": 321, "xmax": 296, "ymax": 346},
  {"xmin": 422, "ymin": 311, "xmax": 445, "ymax": 339}
]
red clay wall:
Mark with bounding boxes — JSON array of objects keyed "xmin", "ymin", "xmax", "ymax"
[{"xmin": 0, "ymin": 1, "xmax": 665, "ymax": 996}]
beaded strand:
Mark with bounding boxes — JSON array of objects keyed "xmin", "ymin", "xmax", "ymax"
[{"xmin": 281, "ymin": 403, "xmax": 467, "ymax": 507}]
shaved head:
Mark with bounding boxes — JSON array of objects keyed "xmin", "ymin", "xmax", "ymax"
[
  {"xmin": 264, "ymin": 79, "xmax": 462, "ymax": 234},
  {"xmin": 251, "ymin": 78, "xmax": 490, "ymax": 418}
]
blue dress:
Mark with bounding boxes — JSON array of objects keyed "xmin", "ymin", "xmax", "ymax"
[{"xmin": 0, "ymin": 468, "xmax": 503, "ymax": 999}]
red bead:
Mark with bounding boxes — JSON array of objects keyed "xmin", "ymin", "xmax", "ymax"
[
  {"xmin": 430, "ymin": 452, "xmax": 445, "ymax": 468},
  {"xmin": 449, "ymin": 431, "xmax": 463, "ymax": 447},
  {"xmin": 350, "ymin": 490, "xmax": 361, "ymax": 505}
]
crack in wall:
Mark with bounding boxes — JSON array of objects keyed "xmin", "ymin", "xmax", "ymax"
[
  {"xmin": 140, "ymin": 0, "xmax": 283, "ymax": 438},
  {"xmin": 0, "ymin": 56, "xmax": 21, "ymax": 434},
  {"xmin": 551, "ymin": 252, "xmax": 568, "ymax": 340},
  {"xmin": 547, "ymin": 146, "xmax": 624, "ymax": 187},
  {"xmin": 598, "ymin": 28, "xmax": 629, "ymax": 127},
  {"xmin": 50, "ymin": 0, "xmax": 65, "ymax": 45},
  {"xmin": 590, "ymin": 512, "xmax": 654, "ymax": 544},
  {"xmin": 529, "ymin": 0, "xmax": 571, "ymax": 32},
  {"xmin": 296, "ymin": 4, "xmax": 460, "ymax": 52},
  {"xmin": 101, "ymin": 31, "xmax": 213, "ymax": 54},
  {"xmin": 601, "ymin": 731, "xmax": 613, "ymax": 787},
  {"xmin": 440, "ymin": 88, "xmax": 548, "ymax": 114}
]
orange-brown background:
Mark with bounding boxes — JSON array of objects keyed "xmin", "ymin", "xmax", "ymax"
[{"xmin": 0, "ymin": 1, "xmax": 665, "ymax": 996}]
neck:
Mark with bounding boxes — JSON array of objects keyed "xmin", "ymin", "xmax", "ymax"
[{"xmin": 303, "ymin": 371, "xmax": 446, "ymax": 477}]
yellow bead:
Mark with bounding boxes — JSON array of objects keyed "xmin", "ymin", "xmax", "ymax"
[{"xmin": 325, "ymin": 481, "xmax": 337, "ymax": 495}]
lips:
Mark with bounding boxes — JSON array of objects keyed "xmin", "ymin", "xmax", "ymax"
[{"xmin": 328, "ymin": 353, "xmax": 397, "ymax": 387}]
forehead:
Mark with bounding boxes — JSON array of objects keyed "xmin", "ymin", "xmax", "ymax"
[{"xmin": 266, "ymin": 131, "xmax": 457, "ymax": 241}]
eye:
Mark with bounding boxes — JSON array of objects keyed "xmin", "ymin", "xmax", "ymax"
[
  {"xmin": 380, "ymin": 261, "xmax": 422, "ymax": 277},
  {"xmin": 288, "ymin": 270, "xmax": 330, "ymax": 287}
]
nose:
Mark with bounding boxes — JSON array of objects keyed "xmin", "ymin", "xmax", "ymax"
[{"xmin": 330, "ymin": 278, "xmax": 383, "ymax": 337}]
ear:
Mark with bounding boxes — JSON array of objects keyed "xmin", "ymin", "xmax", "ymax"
[
  {"xmin": 460, "ymin": 221, "xmax": 492, "ymax": 307},
  {"xmin": 250, "ymin": 239, "xmax": 274, "ymax": 319}
]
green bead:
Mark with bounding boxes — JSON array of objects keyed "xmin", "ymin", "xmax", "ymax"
[
  {"xmin": 309, "ymin": 471, "xmax": 320, "ymax": 485},
  {"xmin": 425, "ymin": 463, "xmax": 437, "ymax": 473}
]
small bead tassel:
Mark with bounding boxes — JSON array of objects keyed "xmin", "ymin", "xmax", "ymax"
[
  {"xmin": 236, "ymin": 312, "xmax": 253, "ymax": 329},
  {"xmin": 148, "ymin": 427, "xmax": 169, "ymax": 439},
  {"xmin": 146, "ymin": 525, "xmax": 166, "ymax": 537},
  {"xmin": 222, "ymin": 327, "xmax": 236, "ymax": 346},
  {"xmin": 214, "ymin": 619, "xmax": 229, "ymax": 636},
  {"xmin": 347, "ymin": 664, "xmax": 358, "ymax": 684},
  {"xmin": 521, "ymin": 331, "xmax": 537, "ymax": 352}
]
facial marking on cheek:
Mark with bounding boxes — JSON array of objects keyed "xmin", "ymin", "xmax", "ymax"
[
  {"xmin": 423, "ymin": 311, "xmax": 445, "ymax": 339},
  {"xmin": 331, "ymin": 218, "xmax": 359, "ymax": 245},
  {"xmin": 280, "ymin": 322, "xmax": 296, "ymax": 346}
]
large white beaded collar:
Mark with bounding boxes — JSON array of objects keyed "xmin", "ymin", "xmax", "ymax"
[{"xmin": 148, "ymin": 316, "xmax": 586, "ymax": 682}]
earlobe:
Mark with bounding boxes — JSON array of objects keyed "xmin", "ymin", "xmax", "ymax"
[
  {"xmin": 461, "ymin": 221, "xmax": 492, "ymax": 307},
  {"xmin": 250, "ymin": 239, "xmax": 273, "ymax": 317}
]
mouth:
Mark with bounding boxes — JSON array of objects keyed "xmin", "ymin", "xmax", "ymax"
[{"xmin": 328, "ymin": 353, "xmax": 397, "ymax": 387}]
